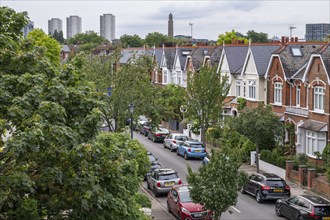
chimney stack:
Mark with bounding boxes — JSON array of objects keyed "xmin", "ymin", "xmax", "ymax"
[{"xmin": 295, "ymin": 37, "xmax": 298, "ymax": 42}]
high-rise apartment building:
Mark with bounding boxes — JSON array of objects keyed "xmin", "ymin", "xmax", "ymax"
[
  {"xmin": 168, "ymin": 13, "xmax": 173, "ymax": 38},
  {"xmin": 66, "ymin": 15, "xmax": 82, "ymax": 39},
  {"xmin": 100, "ymin": 14, "xmax": 116, "ymax": 42},
  {"xmin": 48, "ymin": 18, "xmax": 63, "ymax": 35},
  {"xmin": 305, "ymin": 23, "xmax": 330, "ymax": 41},
  {"xmin": 22, "ymin": 20, "xmax": 34, "ymax": 38}
]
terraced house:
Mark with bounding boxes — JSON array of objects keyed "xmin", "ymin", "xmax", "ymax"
[{"xmin": 265, "ymin": 40, "xmax": 330, "ymax": 159}]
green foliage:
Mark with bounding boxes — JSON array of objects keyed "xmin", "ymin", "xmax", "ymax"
[
  {"xmin": 322, "ymin": 144, "xmax": 330, "ymax": 181},
  {"xmin": 217, "ymin": 29, "xmax": 248, "ymax": 45},
  {"xmin": 230, "ymin": 105, "xmax": 284, "ymax": 151},
  {"xmin": 144, "ymin": 32, "xmax": 168, "ymax": 47},
  {"xmin": 155, "ymin": 84, "xmax": 186, "ymax": 121},
  {"xmin": 186, "ymin": 66, "xmax": 229, "ymax": 144},
  {"xmin": 296, "ymin": 153, "xmax": 308, "ymax": 165},
  {"xmin": 0, "ymin": 7, "xmax": 28, "ymax": 50},
  {"xmin": 260, "ymin": 149, "xmax": 289, "ymax": 169},
  {"xmin": 26, "ymin": 28, "xmax": 61, "ymax": 66},
  {"xmin": 237, "ymin": 97, "xmax": 246, "ymax": 110},
  {"xmin": 187, "ymin": 149, "xmax": 246, "ymax": 219},
  {"xmin": 51, "ymin": 29, "xmax": 64, "ymax": 44},
  {"xmin": 120, "ymin": 34, "xmax": 144, "ymax": 48},
  {"xmin": 134, "ymin": 193, "xmax": 151, "ymax": 208},
  {"xmin": 67, "ymin": 31, "xmax": 109, "ymax": 52},
  {"xmin": 190, "ymin": 120, "xmax": 201, "ymax": 135},
  {"xmin": 0, "ymin": 10, "xmax": 149, "ymax": 218},
  {"xmin": 246, "ymin": 30, "xmax": 269, "ymax": 43}
]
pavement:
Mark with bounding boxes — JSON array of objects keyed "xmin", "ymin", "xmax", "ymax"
[{"xmin": 140, "ymin": 163, "xmax": 316, "ymax": 220}]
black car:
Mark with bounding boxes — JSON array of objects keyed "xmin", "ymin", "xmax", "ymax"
[
  {"xmin": 275, "ymin": 195, "xmax": 330, "ymax": 220},
  {"xmin": 241, "ymin": 172, "xmax": 291, "ymax": 203},
  {"xmin": 140, "ymin": 122, "xmax": 152, "ymax": 137},
  {"xmin": 146, "ymin": 151, "xmax": 162, "ymax": 179}
]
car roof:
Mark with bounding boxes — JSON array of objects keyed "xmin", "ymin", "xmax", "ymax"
[
  {"xmin": 253, "ymin": 172, "xmax": 282, "ymax": 180},
  {"xmin": 300, "ymin": 195, "xmax": 330, "ymax": 205},
  {"xmin": 175, "ymin": 184, "xmax": 190, "ymax": 192},
  {"xmin": 185, "ymin": 140, "xmax": 203, "ymax": 144},
  {"xmin": 154, "ymin": 168, "xmax": 176, "ymax": 174},
  {"xmin": 171, "ymin": 133, "xmax": 187, "ymax": 136}
]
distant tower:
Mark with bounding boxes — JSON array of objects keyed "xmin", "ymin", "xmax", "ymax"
[
  {"xmin": 22, "ymin": 20, "xmax": 34, "ymax": 38},
  {"xmin": 66, "ymin": 15, "xmax": 82, "ymax": 39},
  {"xmin": 100, "ymin": 14, "xmax": 116, "ymax": 42},
  {"xmin": 168, "ymin": 13, "xmax": 173, "ymax": 38},
  {"xmin": 48, "ymin": 18, "xmax": 63, "ymax": 35}
]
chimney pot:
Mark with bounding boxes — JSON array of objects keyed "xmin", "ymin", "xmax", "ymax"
[
  {"xmin": 281, "ymin": 36, "xmax": 285, "ymax": 43},
  {"xmin": 295, "ymin": 37, "xmax": 298, "ymax": 42},
  {"xmin": 285, "ymin": 37, "xmax": 289, "ymax": 43},
  {"xmin": 291, "ymin": 37, "xmax": 294, "ymax": 42}
]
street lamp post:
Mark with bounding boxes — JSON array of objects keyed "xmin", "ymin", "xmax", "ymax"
[{"xmin": 128, "ymin": 103, "xmax": 135, "ymax": 139}]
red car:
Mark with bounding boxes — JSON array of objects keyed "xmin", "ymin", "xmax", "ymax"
[{"xmin": 167, "ymin": 185, "xmax": 213, "ymax": 220}]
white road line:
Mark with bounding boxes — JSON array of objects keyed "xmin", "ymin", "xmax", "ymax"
[{"xmin": 230, "ymin": 206, "xmax": 241, "ymax": 213}]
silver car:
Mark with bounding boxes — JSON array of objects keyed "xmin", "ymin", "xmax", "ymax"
[
  {"xmin": 146, "ymin": 168, "xmax": 182, "ymax": 197},
  {"xmin": 163, "ymin": 133, "xmax": 189, "ymax": 152}
]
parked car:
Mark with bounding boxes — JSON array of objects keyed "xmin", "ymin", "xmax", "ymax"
[
  {"xmin": 176, "ymin": 140, "xmax": 206, "ymax": 160},
  {"xmin": 203, "ymin": 152, "xmax": 211, "ymax": 165},
  {"xmin": 275, "ymin": 195, "xmax": 330, "ymax": 220},
  {"xmin": 163, "ymin": 133, "xmax": 189, "ymax": 152},
  {"xmin": 167, "ymin": 185, "xmax": 213, "ymax": 220},
  {"xmin": 146, "ymin": 151, "xmax": 162, "ymax": 179},
  {"xmin": 241, "ymin": 172, "xmax": 291, "ymax": 203},
  {"xmin": 146, "ymin": 168, "xmax": 182, "ymax": 197},
  {"xmin": 148, "ymin": 127, "xmax": 170, "ymax": 143},
  {"xmin": 140, "ymin": 122, "xmax": 152, "ymax": 137}
]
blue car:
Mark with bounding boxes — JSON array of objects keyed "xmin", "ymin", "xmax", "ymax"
[
  {"xmin": 203, "ymin": 152, "xmax": 211, "ymax": 165},
  {"xmin": 176, "ymin": 140, "xmax": 206, "ymax": 160}
]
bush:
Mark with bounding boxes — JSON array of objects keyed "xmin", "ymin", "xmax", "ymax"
[
  {"xmin": 295, "ymin": 153, "xmax": 308, "ymax": 166},
  {"xmin": 260, "ymin": 148, "xmax": 292, "ymax": 169},
  {"xmin": 134, "ymin": 193, "xmax": 151, "ymax": 208}
]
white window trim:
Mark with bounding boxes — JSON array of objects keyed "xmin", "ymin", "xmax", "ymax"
[
  {"xmin": 296, "ymin": 85, "xmax": 300, "ymax": 107},
  {"xmin": 313, "ymin": 86, "xmax": 324, "ymax": 113},
  {"xmin": 274, "ymin": 82, "xmax": 283, "ymax": 105},
  {"xmin": 236, "ymin": 80, "xmax": 242, "ymax": 97},
  {"xmin": 248, "ymin": 80, "xmax": 256, "ymax": 100},
  {"xmin": 306, "ymin": 130, "xmax": 326, "ymax": 158}
]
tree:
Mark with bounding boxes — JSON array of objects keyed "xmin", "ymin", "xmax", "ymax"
[
  {"xmin": 119, "ymin": 34, "xmax": 144, "ymax": 48},
  {"xmin": 217, "ymin": 29, "xmax": 248, "ymax": 45},
  {"xmin": 229, "ymin": 105, "xmax": 284, "ymax": 173},
  {"xmin": 51, "ymin": 29, "xmax": 64, "ymax": 44},
  {"xmin": 0, "ymin": 7, "xmax": 150, "ymax": 219},
  {"xmin": 144, "ymin": 32, "xmax": 168, "ymax": 47},
  {"xmin": 26, "ymin": 28, "xmax": 61, "ymax": 66},
  {"xmin": 156, "ymin": 84, "xmax": 187, "ymax": 122},
  {"xmin": 67, "ymin": 31, "xmax": 109, "ymax": 52},
  {"xmin": 246, "ymin": 30, "xmax": 269, "ymax": 43},
  {"xmin": 187, "ymin": 148, "xmax": 246, "ymax": 220},
  {"xmin": 186, "ymin": 66, "xmax": 229, "ymax": 146}
]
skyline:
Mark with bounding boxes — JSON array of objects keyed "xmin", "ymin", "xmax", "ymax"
[{"xmin": 2, "ymin": 0, "xmax": 330, "ymax": 41}]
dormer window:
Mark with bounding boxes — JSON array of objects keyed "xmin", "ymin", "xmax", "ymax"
[
  {"xmin": 181, "ymin": 51, "xmax": 191, "ymax": 56},
  {"xmin": 291, "ymin": 47, "xmax": 302, "ymax": 57}
]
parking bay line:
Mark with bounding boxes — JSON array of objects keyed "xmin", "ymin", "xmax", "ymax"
[{"xmin": 230, "ymin": 206, "xmax": 241, "ymax": 213}]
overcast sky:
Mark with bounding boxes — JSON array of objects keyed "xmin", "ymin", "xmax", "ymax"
[{"xmin": 3, "ymin": 0, "xmax": 330, "ymax": 41}]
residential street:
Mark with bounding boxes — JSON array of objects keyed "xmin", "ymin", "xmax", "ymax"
[{"xmin": 135, "ymin": 132, "xmax": 283, "ymax": 220}]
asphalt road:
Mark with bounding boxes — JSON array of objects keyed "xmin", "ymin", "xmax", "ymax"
[{"xmin": 135, "ymin": 132, "xmax": 284, "ymax": 220}]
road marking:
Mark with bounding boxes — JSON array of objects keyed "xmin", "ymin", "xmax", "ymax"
[{"xmin": 230, "ymin": 206, "xmax": 241, "ymax": 213}]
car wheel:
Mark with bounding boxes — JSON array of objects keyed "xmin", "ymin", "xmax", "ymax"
[
  {"xmin": 275, "ymin": 203, "xmax": 282, "ymax": 217},
  {"xmin": 176, "ymin": 149, "xmax": 180, "ymax": 156},
  {"xmin": 184, "ymin": 153, "xmax": 189, "ymax": 160},
  {"xmin": 240, "ymin": 187, "xmax": 246, "ymax": 194},
  {"xmin": 170, "ymin": 145, "xmax": 174, "ymax": 152},
  {"xmin": 256, "ymin": 191, "xmax": 263, "ymax": 203},
  {"xmin": 163, "ymin": 143, "xmax": 166, "ymax": 148},
  {"xmin": 177, "ymin": 212, "xmax": 180, "ymax": 220},
  {"xmin": 147, "ymin": 181, "xmax": 150, "ymax": 190},
  {"xmin": 167, "ymin": 201, "xmax": 171, "ymax": 213},
  {"xmin": 152, "ymin": 137, "xmax": 156, "ymax": 143},
  {"xmin": 153, "ymin": 188, "xmax": 159, "ymax": 197}
]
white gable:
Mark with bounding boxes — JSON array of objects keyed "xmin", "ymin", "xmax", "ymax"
[
  {"xmin": 221, "ymin": 54, "xmax": 230, "ymax": 74},
  {"xmin": 174, "ymin": 55, "xmax": 181, "ymax": 70},
  {"xmin": 244, "ymin": 54, "xmax": 257, "ymax": 75}
]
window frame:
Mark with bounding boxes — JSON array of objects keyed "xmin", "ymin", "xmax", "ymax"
[
  {"xmin": 313, "ymin": 86, "xmax": 324, "ymax": 113},
  {"xmin": 248, "ymin": 80, "xmax": 256, "ymax": 99},
  {"xmin": 274, "ymin": 82, "xmax": 283, "ymax": 105}
]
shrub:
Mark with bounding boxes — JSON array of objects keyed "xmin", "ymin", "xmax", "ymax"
[
  {"xmin": 296, "ymin": 153, "xmax": 308, "ymax": 166},
  {"xmin": 134, "ymin": 193, "xmax": 151, "ymax": 208}
]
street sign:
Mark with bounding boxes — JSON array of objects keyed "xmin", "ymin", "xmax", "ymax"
[{"xmin": 180, "ymin": 105, "xmax": 187, "ymax": 113}]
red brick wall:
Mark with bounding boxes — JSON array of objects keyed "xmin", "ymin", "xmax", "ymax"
[
  {"xmin": 312, "ymin": 176, "xmax": 330, "ymax": 199},
  {"xmin": 290, "ymin": 170, "xmax": 299, "ymax": 183}
]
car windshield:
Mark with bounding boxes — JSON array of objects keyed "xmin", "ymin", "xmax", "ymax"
[
  {"xmin": 265, "ymin": 180, "xmax": 286, "ymax": 187},
  {"xmin": 175, "ymin": 136, "xmax": 188, "ymax": 141},
  {"xmin": 190, "ymin": 144, "xmax": 204, "ymax": 148},
  {"xmin": 179, "ymin": 191, "xmax": 193, "ymax": 203},
  {"xmin": 148, "ymin": 155, "xmax": 156, "ymax": 163},
  {"xmin": 159, "ymin": 173, "xmax": 178, "ymax": 180},
  {"xmin": 314, "ymin": 206, "xmax": 330, "ymax": 216}
]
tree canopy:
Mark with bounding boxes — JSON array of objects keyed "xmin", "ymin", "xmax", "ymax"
[
  {"xmin": 67, "ymin": 31, "xmax": 109, "ymax": 52},
  {"xmin": 0, "ymin": 7, "xmax": 150, "ymax": 219},
  {"xmin": 246, "ymin": 30, "xmax": 269, "ymax": 43},
  {"xmin": 217, "ymin": 29, "xmax": 248, "ymax": 45},
  {"xmin": 144, "ymin": 32, "xmax": 168, "ymax": 47},
  {"xmin": 186, "ymin": 66, "xmax": 229, "ymax": 145},
  {"xmin": 119, "ymin": 34, "xmax": 144, "ymax": 48},
  {"xmin": 229, "ymin": 105, "xmax": 284, "ymax": 172}
]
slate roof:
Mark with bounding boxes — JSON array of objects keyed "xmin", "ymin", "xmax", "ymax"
[
  {"xmin": 163, "ymin": 47, "xmax": 176, "ymax": 70},
  {"xmin": 61, "ymin": 45, "xmax": 70, "ymax": 52},
  {"xmin": 176, "ymin": 47, "xmax": 193, "ymax": 70},
  {"xmin": 205, "ymin": 46, "xmax": 223, "ymax": 68},
  {"xmin": 223, "ymin": 45, "xmax": 248, "ymax": 74},
  {"xmin": 274, "ymin": 44, "xmax": 324, "ymax": 78},
  {"xmin": 189, "ymin": 47, "xmax": 212, "ymax": 70},
  {"xmin": 300, "ymin": 119, "xmax": 327, "ymax": 132},
  {"xmin": 120, "ymin": 48, "xmax": 151, "ymax": 64},
  {"xmin": 320, "ymin": 43, "xmax": 330, "ymax": 79},
  {"xmin": 250, "ymin": 45, "xmax": 280, "ymax": 76},
  {"xmin": 154, "ymin": 47, "xmax": 163, "ymax": 68}
]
